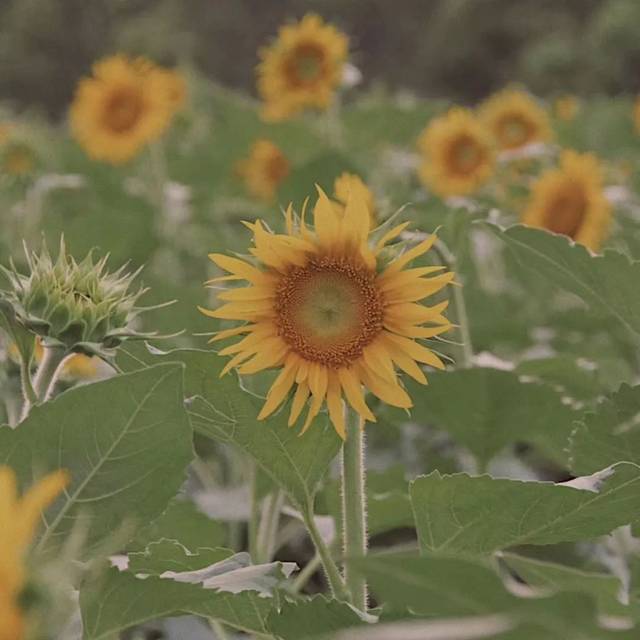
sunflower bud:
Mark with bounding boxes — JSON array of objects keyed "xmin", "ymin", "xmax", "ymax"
[{"xmin": 0, "ymin": 238, "xmax": 165, "ymax": 359}]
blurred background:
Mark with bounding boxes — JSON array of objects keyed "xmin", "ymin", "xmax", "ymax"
[{"xmin": 2, "ymin": 0, "xmax": 640, "ymax": 119}]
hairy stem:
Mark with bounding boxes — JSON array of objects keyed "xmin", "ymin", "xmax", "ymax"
[
  {"xmin": 256, "ymin": 490, "xmax": 284, "ymax": 563},
  {"xmin": 301, "ymin": 503, "xmax": 350, "ymax": 602},
  {"xmin": 341, "ymin": 407, "xmax": 368, "ymax": 612},
  {"xmin": 21, "ymin": 345, "xmax": 67, "ymax": 420}
]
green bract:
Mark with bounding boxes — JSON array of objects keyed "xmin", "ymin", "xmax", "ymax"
[{"xmin": 0, "ymin": 239, "xmax": 165, "ymax": 359}]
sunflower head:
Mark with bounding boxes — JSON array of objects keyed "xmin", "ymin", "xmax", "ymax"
[
  {"xmin": 201, "ymin": 188, "xmax": 453, "ymax": 438},
  {"xmin": 257, "ymin": 14, "xmax": 349, "ymax": 121},
  {"xmin": 0, "ymin": 238, "xmax": 158, "ymax": 358},
  {"xmin": 634, "ymin": 97, "xmax": 640, "ymax": 135},
  {"xmin": 1, "ymin": 141, "xmax": 37, "ymax": 178},
  {"xmin": 417, "ymin": 107, "xmax": 495, "ymax": 198},
  {"xmin": 479, "ymin": 88, "xmax": 552, "ymax": 151},
  {"xmin": 554, "ymin": 95, "xmax": 580, "ymax": 122},
  {"xmin": 70, "ymin": 54, "xmax": 175, "ymax": 165},
  {"xmin": 155, "ymin": 67, "xmax": 188, "ymax": 114},
  {"xmin": 0, "ymin": 466, "xmax": 68, "ymax": 640},
  {"xmin": 522, "ymin": 150, "xmax": 611, "ymax": 251},
  {"xmin": 333, "ymin": 173, "xmax": 376, "ymax": 224},
  {"xmin": 235, "ymin": 139, "xmax": 290, "ymax": 202}
]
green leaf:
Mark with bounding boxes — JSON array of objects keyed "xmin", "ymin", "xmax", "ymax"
[
  {"xmin": 127, "ymin": 539, "xmax": 233, "ymax": 574},
  {"xmin": 0, "ymin": 363, "xmax": 192, "ymax": 559},
  {"xmin": 395, "ymin": 368, "xmax": 577, "ymax": 469},
  {"xmin": 410, "ymin": 463, "xmax": 640, "ymax": 555},
  {"xmin": 570, "ymin": 384, "xmax": 640, "ymax": 476},
  {"xmin": 80, "ymin": 567, "xmax": 274, "ymax": 639},
  {"xmin": 501, "ymin": 553, "xmax": 630, "ymax": 618},
  {"xmin": 119, "ymin": 348, "xmax": 342, "ymax": 510},
  {"xmin": 485, "ymin": 223, "xmax": 640, "ymax": 340},
  {"xmin": 130, "ymin": 497, "xmax": 227, "ymax": 552},
  {"xmin": 267, "ymin": 595, "xmax": 367, "ymax": 640}
]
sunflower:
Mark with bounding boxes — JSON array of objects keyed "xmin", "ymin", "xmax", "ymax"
[
  {"xmin": 479, "ymin": 88, "xmax": 551, "ymax": 151},
  {"xmin": 1, "ymin": 142, "xmax": 36, "ymax": 177},
  {"xmin": 155, "ymin": 67, "xmax": 188, "ymax": 114},
  {"xmin": 333, "ymin": 172, "xmax": 376, "ymax": 224},
  {"xmin": 70, "ymin": 55, "xmax": 174, "ymax": 165},
  {"xmin": 201, "ymin": 189, "xmax": 453, "ymax": 438},
  {"xmin": 634, "ymin": 97, "xmax": 640, "ymax": 135},
  {"xmin": 522, "ymin": 150, "xmax": 611, "ymax": 251},
  {"xmin": 257, "ymin": 14, "xmax": 348, "ymax": 121},
  {"xmin": 417, "ymin": 108, "xmax": 495, "ymax": 197},
  {"xmin": 553, "ymin": 95, "xmax": 580, "ymax": 122},
  {"xmin": 236, "ymin": 139, "xmax": 290, "ymax": 202},
  {"xmin": 0, "ymin": 467, "xmax": 68, "ymax": 640}
]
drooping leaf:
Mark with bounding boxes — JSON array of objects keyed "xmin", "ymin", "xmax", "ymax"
[
  {"xmin": 570, "ymin": 384, "xmax": 640, "ymax": 475},
  {"xmin": 410, "ymin": 463, "xmax": 640, "ymax": 555},
  {"xmin": 484, "ymin": 223, "xmax": 640, "ymax": 340},
  {"xmin": 0, "ymin": 363, "xmax": 192, "ymax": 559},
  {"xmin": 393, "ymin": 368, "xmax": 577, "ymax": 468},
  {"xmin": 118, "ymin": 348, "xmax": 342, "ymax": 510},
  {"xmin": 267, "ymin": 595, "xmax": 368, "ymax": 640}
]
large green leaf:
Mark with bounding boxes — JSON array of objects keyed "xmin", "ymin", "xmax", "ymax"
[
  {"xmin": 0, "ymin": 363, "xmax": 192, "ymax": 559},
  {"xmin": 119, "ymin": 348, "xmax": 342, "ymax": 510},
  {"xmin": 80, "ymin": 567, "xmax": 274, "ymax": 639},
  {"xmin": 501, "ymin": 553, "xmax": 629, "ymax": 618},
  {"xmin": 267, "ymin": 595, "xmax": 367, "ymax": 640},
  {"xmin": 485, "ymin": 223, "xmax": 640, "ymax": 340},
  {"xmin": 394, "ymin": 368, "xmax": 577, "ymax": 468},
  {"xmin": 410, "ymin": 463, "xmax": 640, "ymax": 555},
  {"xmin": 570, "ymin": 384, "xmax": 640, "ymax": 475}
]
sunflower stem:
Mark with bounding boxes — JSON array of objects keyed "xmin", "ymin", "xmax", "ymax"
[
  {"xmin": 341, "ymin": 407, "xmax": 368, "ymax": 612},
  {"xmin": 301, "ymin": 502, "xmax": 350, "ymax": 602},
  {"xmin": 256, "ymin": 489, "xmax": 284, "ymax": 563},
  {"xmin": 21, "ymin": 345, "xmax": 67, "ymax": 420},
  {"xmin": 248, "ymin": 464, "xmax": 260, "ymax": 561}
]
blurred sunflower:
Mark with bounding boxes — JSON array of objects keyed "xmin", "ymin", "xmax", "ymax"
[
  {"xmin": 155, "ymin": 67, "xmax": 188, "ymax": 114},
  {"xmin": 333, "ymin": 172, "xmax": 376, "ymax": 224},
  {"xmin": 201, "ymin": 189, "xmax": 453, "ymax": 438},
  {"xmin": 553, "ymin": 96, "xmax": 580, "ymax": 122},
  {"xmin": 417, "ymin": 108, "xmax": 495, "ymax": 197},
  {"xmin": 523, "ymin": 150, "xmax": 611, "ymax": 251},
  {"xmin": 70, "ymin": 55, "xmax": 174, "ymax": 165},
  {"xmin": 257, "ymin": 14, "xmax": 348, "ymax": 121},
  {"xmin": 1, "ymin": 142, "xmax": 37, "ymax": 177},
  {"xmin": 0, "ymin": 466, "xmax": 68, "ymax": 640},
  {"xmin": 479, "ymin": 88, "xmax": 551, "ymax": 151},
  {"xmin": 0, "ymin": 123, "xmax": 11, "ymax": 145},
  {"xmin": 235, "ymin": 139, "xmax": 290, "ymax": 202},
  {"xmin": 634, "ymin": 97, "xmax": 640, "ymax": 134}
]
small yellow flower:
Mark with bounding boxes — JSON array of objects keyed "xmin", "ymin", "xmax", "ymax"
[
  {"xmin": 155, "ymin": 67, "xmax": 188, "ymax": 114},
  {"xmin": 333, "ymin": 172, "xmax": 376, "ymax": 224},
  {"xmin": 634, "ymin": 97, "xmax": 640, "ymax": 135},
  {"xmin": 236, "ymin": 139, "xmax": 290, "ymax": 202},
  {"xmin": 417, "ymin": 108, "xmax": 495, "ymax": 197},
  {"xmin": 522, "ymin": 150, "xmax": 611, "ymax": 251},
  {"xmin": 479, "ymin": 88, "xmax": 551, "ymax": 151},
  {"xmin": 70, "ymin": 54, "xmax": 174, "ymax": 165},
  {"xmin": 257, "ymin": 14, "xmax": 348, "ymax": 121},
  {"xmin": 0, "ymin": 467, "xmax": 68, "ymax": 640},
  {"xmin": 554, "ymin": 95, "xmax": 580, "ymax": 122},
  {"xmin": 1, "ymin": 143, "xmax": 36, "ymax": 176},
  {"xmin": 201, "ymin": 188, "xmax": 453, "ymax": 438}
]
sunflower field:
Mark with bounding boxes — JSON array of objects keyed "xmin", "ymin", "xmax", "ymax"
[{"xmin": 3, "ymin": 5, "xmax": 640, "ymax": 640}]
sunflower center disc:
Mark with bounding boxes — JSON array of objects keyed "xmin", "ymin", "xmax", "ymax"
[
  {"xmin": 544, "ymin": 180, "xmax": 588, "ymax": 239},
  {"xmin": 103, "ymin": 88, "xmax": 144, "ymax": 133},
  {"xmin": 275, "ymin": 257, "xmax": 384, "ymax": 368},
  {"xmin": 449, "ymin": 135, "xmax": 484, "ymax": 174},
  {"xmin": 498, "ymin": 115, "xmax": 532, "ymax": 148},
  {"xmin": 286, "ymin": 43, "xmax": 326, "ymax": 87}
]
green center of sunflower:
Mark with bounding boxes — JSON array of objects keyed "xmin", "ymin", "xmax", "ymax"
[
  {"xmin": 103, "ymin": 87, "xmax": 144, "ymax": 133},
  {"xmin": 544, "ymin": 179, "xmax": 588, "ymax": 239},
  {"xmin": 285, "ymin": 43, "xmax": 326, "ymax": 87},
  {"xmin": 448, "ymin": 135, "xmax": 484, "ymax": 175},
  {"xmin": 275, "ymin": 257, "xmax": 383, "ymax": 368}
]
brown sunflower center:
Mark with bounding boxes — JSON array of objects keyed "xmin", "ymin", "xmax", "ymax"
[
  {"xmin": 543, "ymin": 179, "xmax": 588, "ymax": 239},
  {"xmin": 103, "ymin": 87, "xmax": 144, "ymax": 133},
  {"xmin": 496, "ymin": 114, "xmax": 534, "ymax": 149},
  {"xmin": 265, "ymin": 152, "xmax": 290, "ymax": 184},
  {"xmin": 275, "ymin": 257, "xmax": 383, "ymax": 368},
  {"xmin": 284, "ymin": 43, "xmax": 326, "ymax": 87},
  {"xmin": 447, "ymin": 135, "xmax": 485, "ymax": 175}
]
